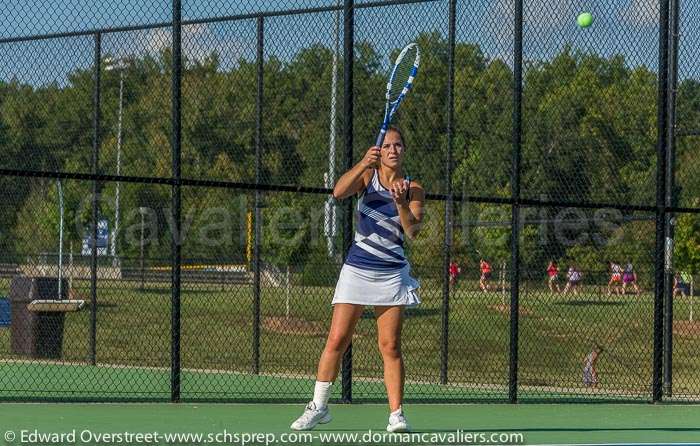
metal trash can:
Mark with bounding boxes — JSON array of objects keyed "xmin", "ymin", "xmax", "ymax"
[{"xmin": 9, "ymin": 276, "xmax": 68, "ymax": 359}]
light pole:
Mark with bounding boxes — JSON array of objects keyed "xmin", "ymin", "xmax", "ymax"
[
  {"xmin": 324, "ymin": 1, "xmax": 341, "ymax": 259},
  {"xmin": 105, "ymin": 57, "xmax": 128, "ymax": 266},
  {"xmin": 139, "ymin": 207, "xmax": 147, "ymax": 291},
  {"xmin": 57, "ymin": 179, "xmax": 64, "ymax": 300}
]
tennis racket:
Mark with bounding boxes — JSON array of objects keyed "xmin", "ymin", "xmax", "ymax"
[{"xmin": 375, "ymin": 42, "xmax": 420, "ymax": 148}]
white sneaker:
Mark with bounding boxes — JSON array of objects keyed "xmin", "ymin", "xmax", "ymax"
[
  {"xmin": 290, "ymin": 401, "xmax": 331, "ymax": 431},
  {"xmin": 386, "ymin": 408, "xmax": 411, "ymax": 433}
]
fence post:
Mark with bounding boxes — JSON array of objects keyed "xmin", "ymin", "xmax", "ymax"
[
  {"xmin": 440, "ymin": 0, "xmax": 457, "ymax": 386},
  {"xmin": 170, "ymin": 0, "xmax": 183, "ymax": 403},
  {"xmin": 90, "ymin": 32, "xmax": 102, "ymax": 367},
  {"xmin": 252, "ymin": 15, "xmax": 264, "ymax": 376},
  {"xmin": 509, "ymin": 0, "xmax": 524, "ymax": 404},
  {"xmin": 653, "ymin": 0, "xmax": 671, "ymax": 403},
  {"xmin": 341, "ymin": 0, "xmax": 354, "ymax": 404},
  {"xmin": 663, "ymin": 0, "xmax": 680, "ymax": 398}
]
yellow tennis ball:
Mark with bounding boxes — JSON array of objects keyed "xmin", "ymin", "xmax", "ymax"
[{"xmin": 577, "ymin": 12, "xmax": 593, "ymax": 28}]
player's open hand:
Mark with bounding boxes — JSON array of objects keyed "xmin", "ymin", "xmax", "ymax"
[{"xmin": 390, "ymin": 179, "xmax": 410, "ymax": 206}]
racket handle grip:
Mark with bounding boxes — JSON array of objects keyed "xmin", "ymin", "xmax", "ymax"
[{"xmin": 375, "ymin": 127, "xmax": 387, "ymax": 148}]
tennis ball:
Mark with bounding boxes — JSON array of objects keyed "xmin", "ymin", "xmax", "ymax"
[{"xmin": 577, "ymin": 12, "xmax": 593, "ymax": 28}]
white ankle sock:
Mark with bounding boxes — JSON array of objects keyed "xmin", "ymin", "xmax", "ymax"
[
  {"xmin": 390, "ymin": 406, "xmax": 403, "ymax": 416},
  {"xmin": 312, "ymin": 381, "xmax": 332, "ymax": 409}
]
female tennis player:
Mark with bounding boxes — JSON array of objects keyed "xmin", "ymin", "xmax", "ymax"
[{"xmin": 290, "ymin": 126, "xmax": 424, "ymax": 433}]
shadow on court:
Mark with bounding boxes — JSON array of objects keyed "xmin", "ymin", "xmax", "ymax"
[
  {"xmin": 361, "ymin": 308, "xmax": 441, "ymax": 319},
  {"xmin": 555, "ymin": 300, "xmax": 628, "ymax": 306},
  {"xmin": 412, "ymin": 427, "xmax": 700, "ymax": 433}
]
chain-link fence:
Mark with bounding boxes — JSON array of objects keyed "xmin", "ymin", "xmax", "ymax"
[{"xmin": 0, "ymin": 0, "xmax": 698, "ymax": 403}]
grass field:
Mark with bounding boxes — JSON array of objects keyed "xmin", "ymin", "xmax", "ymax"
[{"xmin": 0, "ymin": 275, "xmax": 698, "ymax": 401}]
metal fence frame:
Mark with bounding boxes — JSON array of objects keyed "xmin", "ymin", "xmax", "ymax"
[{"xmin": 0, "ymin": 0, "xmax": 698, "ymax": 403}]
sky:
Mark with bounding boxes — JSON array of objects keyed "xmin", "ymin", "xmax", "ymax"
[{"xmin": 0, "ymin": 0, "xmax": 698, "ymax": 86}]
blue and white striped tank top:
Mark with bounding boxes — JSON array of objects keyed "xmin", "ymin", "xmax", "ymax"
[{"xmin": 345, "ymin": 170, "xmax": 408, "ymax": 271}]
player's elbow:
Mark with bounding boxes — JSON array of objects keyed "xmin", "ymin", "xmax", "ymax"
[{"xmin": 332, "ymin": 188, "xmax": 346, "ymax": 201}]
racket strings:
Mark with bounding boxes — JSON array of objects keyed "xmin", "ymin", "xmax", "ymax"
[{"xmin": 388, "ymin": 46, "xmax": 418, "ymax": 102}]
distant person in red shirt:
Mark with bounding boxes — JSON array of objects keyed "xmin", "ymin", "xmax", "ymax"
[
  {"xmin": 449, "ymin": 261, "xmax": 461, "ymax": 287},
  {"xmin": 480, "ymin": 259, "xmax": 492, "ymax": 292},
  {"xmin": 547, "ymin": 260, "xmax": 560, "ymax": 293},
  {"xmin": 607, "ymin": 261, "xmax": 623, "ymax": 296}
]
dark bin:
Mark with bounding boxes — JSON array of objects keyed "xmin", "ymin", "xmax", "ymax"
[
  {"xmin": 0, "ymin": 297, "xmax": 10, "ymax": 326},
  {"xmin": 10, "ymin": 276, "xmax": 68, "ymax": 359}
]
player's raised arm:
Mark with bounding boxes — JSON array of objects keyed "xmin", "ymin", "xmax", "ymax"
[{"xmin": 332, "ymin": 147, "xmax": 379, "ymax": 200}]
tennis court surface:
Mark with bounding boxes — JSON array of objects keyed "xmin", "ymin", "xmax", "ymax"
[{"xmin": 0, "ymin": 403, "xmax": 698, "ymax": 445}]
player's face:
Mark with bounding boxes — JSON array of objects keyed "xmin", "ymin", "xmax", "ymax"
[{"xmin": 380, "ymin": 130, "xmax": 404, "ymax": 168}]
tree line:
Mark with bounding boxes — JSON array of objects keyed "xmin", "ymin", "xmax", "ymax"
[{"xmin": 0, "ymin": 32, "xmax": 698, "ymax": 282}]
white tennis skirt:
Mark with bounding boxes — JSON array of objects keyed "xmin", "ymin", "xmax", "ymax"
[{"xmin": 332, "ymin": 263, "xmax": 421, "ymax": 307}]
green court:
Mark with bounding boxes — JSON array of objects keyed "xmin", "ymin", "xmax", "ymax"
[{"xmin": 0, "ymin": 403, "xmax": 698, "ymax": 445}]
